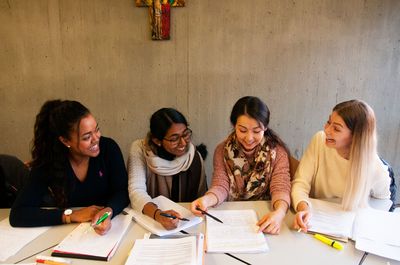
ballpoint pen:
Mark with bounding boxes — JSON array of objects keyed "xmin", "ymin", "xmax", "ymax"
[
  {"xmin": 314, "ymin": 233, "xmax": 344, "ymax": 250},
  {"xmin": 160, "ymin": 212, "xmax": 190, "ymax": 221},
  {"xmin": 195, "ymin": 206, "xmax": 223, "ymax": 223}
]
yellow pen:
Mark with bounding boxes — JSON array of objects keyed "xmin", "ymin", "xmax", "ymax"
[{"xmin": 314, "ymin": 233, "xmax": 344, "ymax": 251}]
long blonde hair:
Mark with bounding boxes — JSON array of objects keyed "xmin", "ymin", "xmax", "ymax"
[{"xmin": 333, "ymin": 100, "xmax": 377, "ymax": 211}]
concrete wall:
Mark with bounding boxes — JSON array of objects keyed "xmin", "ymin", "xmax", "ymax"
[{"xmin": 0, "ymin": 0, "xmax": 399, "ymax": 202}]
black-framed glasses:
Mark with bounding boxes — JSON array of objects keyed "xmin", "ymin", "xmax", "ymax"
[{"xmin": 163, "ymin": 128, "xmax": 192, "ymax": 145}]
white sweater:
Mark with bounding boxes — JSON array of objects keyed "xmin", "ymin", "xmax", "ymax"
[
  {"xmin": 127, "ymin": 139, "xmax": 153, "ymax": 212},
  {"xmin": 291, "ymin": 131, "xmax": 391, "ymax": 210}
]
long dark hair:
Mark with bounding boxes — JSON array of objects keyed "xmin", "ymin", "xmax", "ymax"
[
  {"xmin": 148, "ymin": 108, "xmax": 188, "ymax": 160},
  {"xmin": 31, "ymin": 100, "xmax": 90, "ymax": 207},
  {"xmin": 230, "ymin": 96, "xmax": 289, "ymax": 154}
]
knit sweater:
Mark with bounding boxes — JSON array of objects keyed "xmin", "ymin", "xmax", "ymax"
[
  {"xmin": 291, "ymin": 131, "xmax": 391, "ymax": 210},
  {"xmin": 207, "ymin": 139, "xmax": 291, "ymax": 208}
]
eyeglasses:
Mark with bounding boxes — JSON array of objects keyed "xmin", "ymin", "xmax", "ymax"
[{"xmin": 163, "ymin": 128, "xmax": 192, "ymax": 146}]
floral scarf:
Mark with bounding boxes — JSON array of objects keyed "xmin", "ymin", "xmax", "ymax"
[{"xmin": 224, "ymin": 132, "xmax": 276, "ymax": 201}]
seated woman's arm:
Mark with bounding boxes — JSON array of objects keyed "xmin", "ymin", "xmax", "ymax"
[
  {"xmin": 9, "ymin": 169, "xmax": 64, "ymax": 227},
  {"xmin": 127, "ymin": 140, "xmax": 154, "ymax": 213},
  {"xmin": 191, "ymin": 142, "xmax": 228, "ymax": 214},
  {"xmin": 103, "ymin": 138, "xmax": 130, "ymax": 216},
  {"xmin": 257, "ymin": 145, "xmax": 290, "ymax": 234}
]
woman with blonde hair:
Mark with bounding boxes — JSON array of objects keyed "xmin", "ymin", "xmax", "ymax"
[{"xmin": 292, "ymin": 99, "xmax": 391, "ymax": 232}]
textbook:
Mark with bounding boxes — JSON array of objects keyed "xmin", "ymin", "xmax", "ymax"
[
  {"xmin": 131, "ymin": 195, "xmax": 203, "ymax": 236},
  {"xmin": 205, "ymin": 209, "xmax": 269, "ymax": 253},
  {"xmin": 51, "ymin": 209, "xmax": 132, "ymax": 261},
  {"xmin": 124, "ymin": 233, "xmax": 204, "ymax": 265},
  {"xmin": 307, "ymin": 198, "xmax": 400, "ymax": 261}
]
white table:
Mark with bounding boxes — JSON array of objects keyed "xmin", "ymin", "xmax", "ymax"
[{"xmin": 1, "ymin": 201, "xmax": 399, "ymax": 265}]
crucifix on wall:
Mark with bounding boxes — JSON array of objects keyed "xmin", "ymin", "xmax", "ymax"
[{"xmin": 136, "ymin": 0, "xmax": 185, "ymax": 40}]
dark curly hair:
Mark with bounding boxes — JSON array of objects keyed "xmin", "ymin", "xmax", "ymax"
[{"xmin": 31, "ymin": 99, "xmax": 90, "ymax": 207}]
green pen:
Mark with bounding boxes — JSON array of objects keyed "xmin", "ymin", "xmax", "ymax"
[
  {"xmin": 94, "ymin": 211, "xmax": 112, "ymax": 226},
  {"xmin": 85, "ymin": 211, "xmax": 111, "ymax": 233}
]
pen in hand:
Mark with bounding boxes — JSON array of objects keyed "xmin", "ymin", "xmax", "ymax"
[
  {"xmin": 160, "ymin": 212, "xmax": 190, "ymax": 221},
  {"xmin": 85, "ymin": 211, "xmax": 111, "ymax": 233},
  {"xmin": 195, "ymin": 206, "xmax": 223, "ymax": 223}
]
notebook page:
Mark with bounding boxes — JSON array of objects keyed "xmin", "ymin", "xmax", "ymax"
[
  {"xmin": 205, "ymin": 209, "xmax": 268, "ymax": 253},
  {"xmin": 0, "ymin": 218, "xmax": 50, "ymax": 261},
  {"xmin": 307, "ymin": 199, "xmax": 356, "ymax": 239},
  {"xmin": 125, "ymin": 236, "xmax": 197, "ymax": 265},
  {"xmin": 53, "ymin": 211, "xmax": 131, "ymax": 259},
  {"xmin": 353, "ymin": 207, "xmax": 400, "ymax": 245},
  {"xmin": 131, "ymin": 195, "xmax": 203, "ymax": 236}
]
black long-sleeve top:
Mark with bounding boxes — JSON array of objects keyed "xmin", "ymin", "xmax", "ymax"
[{"xmin": 9, "ymin": 137, "xmax": 129, "ymax": 227}]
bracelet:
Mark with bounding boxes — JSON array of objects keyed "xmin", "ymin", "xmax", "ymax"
[{"xmin": 153, "ymin": 209, "xmax": 160, "ymax": 220}]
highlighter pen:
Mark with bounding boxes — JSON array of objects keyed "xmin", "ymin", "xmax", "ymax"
[
  {"xmin": 94, "ymin": 211, "xmax": 112, "ymax": 226},
  {"xmin": 160, "ymin": 212, "xmax": 190, "ymax": 221},
  {"xmin": 36, "ymin": 256, "xmax": 71, "ymax": 265},
  {"xmin": 314, "ymin": 233, "xmax": 344, "ymax": 250},
  {"xmin": 85, "ymin": 211, "xmax": 111, "ymax": 233},
  {"xmin": 36, "ymin": 259, "xmax": 70, "ymax": 265}
]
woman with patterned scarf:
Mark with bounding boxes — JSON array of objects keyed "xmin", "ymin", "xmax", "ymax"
[
  {"xmin": 191, "ymin": 96, "xmax": 291, "ymax": 234},
  {"xmin": 128, "ymin": 108, "xmax": 207, "ymax": 230}
]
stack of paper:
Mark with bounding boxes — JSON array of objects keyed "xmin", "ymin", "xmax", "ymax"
[
  {"xmin": 0, "ymin": 218, "xmax": 50, "ymax": 262},
  {"xmin": 353, "ymin": 207, "xmax": 400, "ymax": 261},
  {"xmin": 205, "ymin": 209, "xmax": 269, "ymax": 253},
  {"xmin": 52, "ymin": 210, "xmax": 132, "ymax": 261},
  {"xmin": 131, "ymin": 196, "xmax": 203, "ymax": 236},
  {"xmin": 307, "ymin": 198, "xmax": 356, "ymax": 241},
  {"xmin": 308, "ymin": 198, "xmax": 400, "ymax": 261},
  {"xmin": 124, "ymin": 234, "xmax": 204, "ymax": 265}
]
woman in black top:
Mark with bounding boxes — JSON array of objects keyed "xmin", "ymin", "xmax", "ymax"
[{"xmin": 10, "ymin": 100, "xmax": 129, "ymax": 235}]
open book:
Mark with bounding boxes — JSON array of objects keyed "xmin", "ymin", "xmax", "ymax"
[
  {"xmin": 131, "ymin": 195, "xmax": 203, "ymax": 236},
  {"xmin": 205, "ymin": 209, "xmax": 269, "ymax": 253},
  {"xmin": 308, "ymin": 198, "xmax": 400, "ymax": 261},
  {"xmin": 124, "ymin": 234, "xmax": 204, "ymax": 265},
  {"xmin": 52, "ymin": 209, "xmax": 132, "ymax": 261}
]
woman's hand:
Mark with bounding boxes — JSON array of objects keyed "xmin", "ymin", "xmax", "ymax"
[
  {"xmin": 293, "ymin": 201, "xmax": 311, "ymax": 232},
  {"xmin": 155, "ymin": 209, "xmax": 181, "ymax": 230},
  {"xmin": 190, "ymin": 194, "xmax": 218, "ymax": 216},
  {"xmin": 92, "ymin": 207, "xmax": 113, "ymax": 235},
  {"xmin": 70, "ymin": 205, "xmax": 103, "ymax": 223},
  {"xmin": 257, "ymin": 209, "xmax": 286, "ymax": 235}
]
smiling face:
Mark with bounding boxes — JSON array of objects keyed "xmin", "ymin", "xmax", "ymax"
[
  {"xmin": 60, "ymin": 114, "xmax": 101, "ymax": 159},
  {"xmin": 324, "ymin": 111, "xmax": 353, "ymax": 159},
  {"xmin": 160, "ymin": 123, "xmax": 191, "ymax": 157},
  {"xmin": 235, "ymin": 115, "xmax": 265, "ymax": 152}
]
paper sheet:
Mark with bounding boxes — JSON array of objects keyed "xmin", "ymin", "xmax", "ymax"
[
  {"xmin": 0, "ymin": 218, "xmax": 50, "ymax": 261},
  {"xmin": 353, "ymin": 208, "xmax": 400, "ymax": 261},
  {"xmin": 131, "ymin": 196, "xmax": 203, "ymax": 236},
  {"xmin": 205, "ymin": 209, "xmax": 269, "ymax": 253},
  {"xmin": 52, "ymin": 210, "xmax": 132, "ymax": 260},
  {"xmin": 125, "ymin": 236, "xmax": 199, "ymax": 265},
  {"xmin": 307, "ymin": 199, "xmax": 356, "ymax": 239}
]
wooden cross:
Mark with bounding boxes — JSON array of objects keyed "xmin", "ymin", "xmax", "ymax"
[{"xmin": 136, "ymin": 0, "xmax": 185, "ymax": 40}]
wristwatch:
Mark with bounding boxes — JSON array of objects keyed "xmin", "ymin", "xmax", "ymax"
[{"xmin": 64, "ymin": 209, "xmax": 73, "ymax": 224}]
